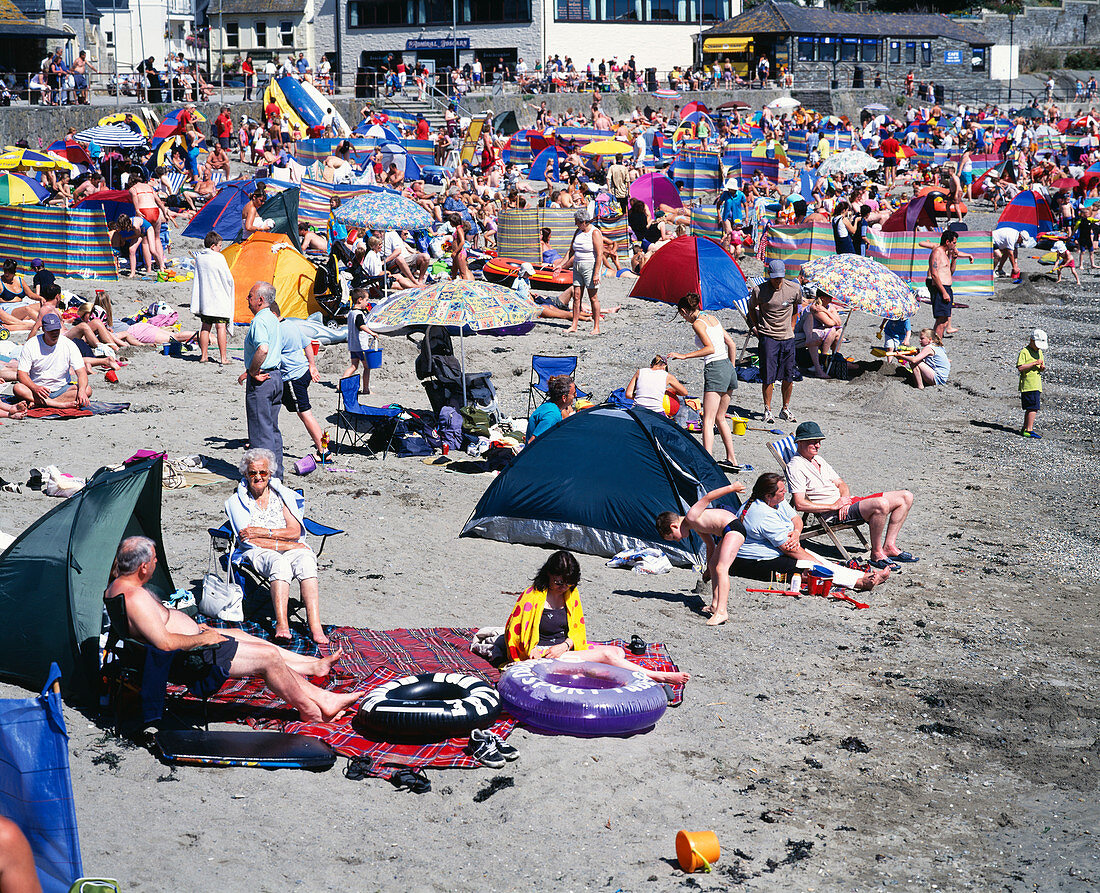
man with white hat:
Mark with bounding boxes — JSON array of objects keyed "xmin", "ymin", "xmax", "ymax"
[
  {"xmin": 1017, "ymin": 329, "xmax": 1047, "ymax": 439},
  {"xmin": 748, "ymin": 259, "xmax": 800, "ymax": 424}
]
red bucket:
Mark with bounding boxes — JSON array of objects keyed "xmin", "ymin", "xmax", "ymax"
[{"xmin": 806, "ymin": 565, "xmax": 834, "ymax": 598}]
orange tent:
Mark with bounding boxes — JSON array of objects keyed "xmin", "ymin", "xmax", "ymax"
[{"xmin": 220, "ymin": 232, "xmax": 321, "ymax": 324}]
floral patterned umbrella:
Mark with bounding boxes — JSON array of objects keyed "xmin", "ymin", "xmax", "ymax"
[
  {"xmin": 801, "ymin": 254, "xmax": 917, "ymax": 320},
  {"xmin": 333, "ymin": 190, "xmax": 432, "ymax": 231},
  {"xmin": 366, "ymin": 281, "xmax": 539, "ymax": 403},
  {"xmin": 817, "ymin": 149, "xmax": 881, "ymax": 177}
]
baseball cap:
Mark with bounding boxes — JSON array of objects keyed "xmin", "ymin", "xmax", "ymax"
[
  {"xmin": 767, "ymin": 259, "xmax": 786, "ymax": 279},
  {"xmin": 41, "ymin": 312, "xmax": 62, "ymax": 331},
  {"xmin": 1032, "ymin": 328, "xmax": 1048, "ymax": 350},
  {"xmin": 519, "ymin": 262, "xmax": 535, "ymax": 277},
  {"xmin": 30, "ymin": 258, "xmax": 43, "ymax": 269}
]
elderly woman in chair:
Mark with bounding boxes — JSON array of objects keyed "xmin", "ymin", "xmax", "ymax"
[{"xmin": 225, "ymin": 448, "xmax": 328, "ymax": 646}]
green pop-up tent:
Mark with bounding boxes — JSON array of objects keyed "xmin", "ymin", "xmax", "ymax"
[{"xmin": 0, "ymin": 457, "xmax": 173, "ymax": 703}]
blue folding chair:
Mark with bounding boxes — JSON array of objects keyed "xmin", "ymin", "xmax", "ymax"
[
  {"xmin": 528, "ymin": 355, "xmax": 589, "ymax": 416},
  {"xmin": 335, "ymin": 375, "xmax": 402, "ymax": 459}
]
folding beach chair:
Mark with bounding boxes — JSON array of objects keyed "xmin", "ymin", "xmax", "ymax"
[
  {"xmin": 767, "ymin": 434, "xmax": 869, "ymax": 562},
  {"xmin": 334, "ymin": 374, "xmax": 402, "ymax": 458},
  {"xmin": 527, "ymin": 355, "xmax": 589, "ymax": 416}
]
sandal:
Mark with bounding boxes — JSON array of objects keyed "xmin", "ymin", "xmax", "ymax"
[
  {"xmin": 886, "ymin": 551, "xmax": 919, "ymax": 563},
  {"xmin": 868, "ymin": 558, "xmax": 900, "ymax": 571}
]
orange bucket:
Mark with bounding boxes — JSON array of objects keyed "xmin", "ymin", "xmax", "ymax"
[{"xmin": 676, "ymin": 830, "xmax": 720, "ymax": 873}]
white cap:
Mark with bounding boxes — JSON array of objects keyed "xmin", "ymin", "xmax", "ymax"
[
  {"xmin": 1032, "ymin": 328, "xmax": 1048, "ymax": 349},
  {"xmin": 519, "ymin": 262, "xmax": 535, "ymax": 277},
  {"xmin": 1053, "ymin": 240, "xmax": 1067, "ymax": 253}
]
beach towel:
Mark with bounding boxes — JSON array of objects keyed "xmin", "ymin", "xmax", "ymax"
[
  {"xmin": 180, "ymin": 624, "xmax": 683, "ymax": 778},
  {"xmin": 23, "ymin": 402, "xmax": 129, "ymax": 419}
]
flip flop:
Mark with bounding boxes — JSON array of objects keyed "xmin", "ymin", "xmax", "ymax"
[
  {"xmin": 868, "ymin": 558, "xmax": 900, "ymax": 571},
  {"xmin": 886, "ymin": 551, "xmax": 919, "ymax": 563}
]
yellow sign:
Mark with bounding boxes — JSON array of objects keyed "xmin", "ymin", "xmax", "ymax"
[{"xmin": 703, "ymin": 37, "xmax": 753, "ymax": 53}]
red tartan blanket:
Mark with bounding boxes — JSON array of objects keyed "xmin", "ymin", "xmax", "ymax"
[{"xmin": 179, "ymin": 625, "xmax": 683, "ymax": 780}]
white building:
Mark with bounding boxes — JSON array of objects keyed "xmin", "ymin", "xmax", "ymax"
[
  {"xmin": 100, "ymin": 0, "xmax": 197, "ymax": 75},
  {"xmin": 206, "ymin": 0, "xmax": 316, "ymax": 74},
  {"xmin": 311, "ymin": 0, "xmax": 738, "ymax": 90}
]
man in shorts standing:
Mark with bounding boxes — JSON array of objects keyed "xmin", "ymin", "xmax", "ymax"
[
  {"xmin": 921, "ymin": 230, "xmax": 973, "ymax": 341},
  {"xmin": 748, "ymin": 258, "xmax": 800, "ymax": 424}
]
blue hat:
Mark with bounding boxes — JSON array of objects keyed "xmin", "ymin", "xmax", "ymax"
[{"xmin": 794, "ymin": 421, "xmax": 826, "ymax": 442}]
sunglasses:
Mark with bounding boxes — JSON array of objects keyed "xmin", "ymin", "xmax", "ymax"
[{"xmin": 246, "ymin": 470, "xmax": 270, "ymax": 479}]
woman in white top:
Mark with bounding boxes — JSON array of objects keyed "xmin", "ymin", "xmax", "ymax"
[
  {"xmin": 562, "ymin": 209, "xmax": 605, "ymax": 335},
  {"xmin": 625, "ymin": 355, "xmax": 688, "ymax": 414},
  {"xmin": 667, "ymin": 291, "xmax": 739, "ymax": 467}
]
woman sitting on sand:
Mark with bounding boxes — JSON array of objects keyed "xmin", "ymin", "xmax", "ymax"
[
  {"xmin": 226, "ymin": 448, "xmax": 330, "ymax": 646},
  {"xmin": 505, "ymin": 550, "xmax": 689, "ymax": 685},
  {"xmin": 734, "ymin": 473, "xmax": 890, "ymax": 592}
]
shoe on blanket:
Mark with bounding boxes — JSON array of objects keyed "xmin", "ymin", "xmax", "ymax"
[
  {"xmin": 472, "ymin": 727, "xmax": 518, "ymax": 762},
  {"xmin": 466, "ymin": 731, "xmax": 505, "ymax": 769}
]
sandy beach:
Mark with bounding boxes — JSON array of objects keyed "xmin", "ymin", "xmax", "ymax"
[{"xmin": 1, "ymin": 198, "xmax": 1098, "ymax": 891}]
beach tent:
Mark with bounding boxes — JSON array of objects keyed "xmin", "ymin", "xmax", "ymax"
[
  {"xmin": 881, "ymin": 193, "xmax": 942, "ymax": 233},
  {"xmin": 220, "ymin": 233, "xmax": 320, "ymax": 323},
  {"xmin": 493, "ymin": 110, "xmax": 520, "ymax": 136},
  {"xmin": 628, "ymin": 172, "xmax": 682, "ymax": 214},
  {"xmin": 0, "ymin": 457, "xmax": 171, "ymax": 702},
  {"xmin": 0, "ymin": 205, "xmax": 117, "ymax": 280},
  {"xmin": 257, "ymin": 187, "xmax": 301, "ymax": 249},
  {"xmin": 181, "ymin": 178, "xmax": 274, "ymax": 242},
  {"xmin": 629, "ymin": 236, "xmax": 748, "ymax": 311},
  {"xmin": 460, "ymin": 405, "xmax": 736, "ymax": 569},
  {"xmin": 529, "ymin": 146, "xmax": 562, "ymax": 182},
  {"xmin": 73, "ymin": 188, "xmax": 135, "ymax": 225},
  {"xmin": 996, "ymin": 189, "xmax": 1055, "ymax": 239}
]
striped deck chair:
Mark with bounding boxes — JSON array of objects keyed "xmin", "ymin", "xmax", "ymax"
[
  {"xmin": 161, "ymin": 170, "xmax": 186, "ymax": 196},
  {"xmin": 767, "ymin": 434, "xmax": 869, "ymax": 562},
  {"xmin": 459, "ymin": 119, "xmax": 483, "ymax": 166},
  {"xmin": 211, "ymin": 170, "xmax": 226, "ymax": 187}
]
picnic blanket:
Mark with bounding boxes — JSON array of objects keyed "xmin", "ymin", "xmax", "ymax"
[
  {"xmin": 21, "ymin": 401, "xmax": 129, "ymax": 419},
  {"xmin": 181, "ymin": 624, "xmax": 683, "ymax": 779}
]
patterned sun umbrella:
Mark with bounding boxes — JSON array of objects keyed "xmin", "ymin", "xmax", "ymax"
[
  {"xmin": 366, "ymin": 281, "xmax": 538, "ymax": 403},
  {"xmin": 333, "ymin": 190, "xmax": 433, "ymax": 231},
  {"xmin": 580, "ymin": 139, "xmax": 633, "ymax": 155},
  {"xmin": 73, "ymin": 124, "xmax": 147, "ymax": 148},
  {"xmin": 0, "ymin": 172, "xmax": 50, "ymax": 205},
  {"xmin": 818, "ymin": 149, "xmax": 881, "ymax": 177},
  {"xmin": 801, "ymin": 254, "xmax": 917, "ymax": 320}
]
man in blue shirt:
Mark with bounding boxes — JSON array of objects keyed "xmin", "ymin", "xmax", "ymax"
[
  {"xmin": 238, "ymin": 281, "xmax": 285, "ymax": 477},
  {"xmin": 278, "ymin": 313, "xmax": 326, "ymax": 461},
  {"xmin": 526, "ymin": 374, "xmax": 574, "ymax": 444}
]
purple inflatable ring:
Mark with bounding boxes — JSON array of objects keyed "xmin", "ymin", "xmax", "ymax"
[{"xmin": 497, "ymin": 659, "xmax": 667, "ymax": 736}]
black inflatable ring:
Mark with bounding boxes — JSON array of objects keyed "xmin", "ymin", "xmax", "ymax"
[{"xmin": 352, "ymin": 672, "xmax": 502, "ymax": 744}]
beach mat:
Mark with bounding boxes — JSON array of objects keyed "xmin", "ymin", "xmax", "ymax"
[
  {"xmin": 23, "ymin": 402, "xmax": 129, "ymax": 420},
  {"xmin": 179, "ymin": 625, "xmax": 683, "ymax": 779},
  {"xmin": 153, "ymin": 729, "xmax": 337, "ymax": 769}
]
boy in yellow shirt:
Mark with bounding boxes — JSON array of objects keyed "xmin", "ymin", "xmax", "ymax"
[{"xmin": 1017, "ymin": 329, "xmax": 1047, "ymax": 439}]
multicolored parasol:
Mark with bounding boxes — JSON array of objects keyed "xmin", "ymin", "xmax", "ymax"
[
  {"xmin": 333, "ymin": 190, "xmax": 433, "ymax": 231},
  {"xmin": 801, "ymin": 254, "xmax": 917, "ymax": 320},
  {"xmin": 0, "ymin": 172, "xmax": 50, "ymax": 205},
  {"xmin": 0, "ymin": 147, "xmax": 70, "ymax": 171},
  {"xmin": 817, "ymin": 149, "xmax": 881, "ymax": 177}
]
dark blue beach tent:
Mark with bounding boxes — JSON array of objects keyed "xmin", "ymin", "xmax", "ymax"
[{"xmin": 460, "ymin": 405, "xmax": 738, "ymax": 568}]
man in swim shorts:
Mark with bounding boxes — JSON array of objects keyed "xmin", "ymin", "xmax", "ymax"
[
  {"xmin": 105, "ymin": 536, "xmax": 359, "ymax": 722},
  {"xmin": 785, "ymin": 421, "xmax": 917, "ymax": 571},
  {"xmin": 656, "ymin": 481, "xmax": 747, "ymax": 626},
  {"xmin": 921, "ymin": 230, "xmax": 972, "ymax": 341}
]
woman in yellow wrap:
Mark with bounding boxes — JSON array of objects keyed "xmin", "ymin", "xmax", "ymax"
[{"xmin": 505, "ymin": 551, "xmax": 689, "ymax": 684}]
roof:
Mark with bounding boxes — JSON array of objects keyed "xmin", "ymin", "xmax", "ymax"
[
  {"xmin": 0, "ymin": 0, "xmax": 70, "ymax": 34},
  {"xmin": 215, "ymin": 0, "xmax": 304, "ymax": 14},
  {"xmin": 13, "ymin": 0, "xmax": 103, "ymax": 19},
  {"xmin": 703, "ymin": 0, "xmax": 992, "ymax": 45}
]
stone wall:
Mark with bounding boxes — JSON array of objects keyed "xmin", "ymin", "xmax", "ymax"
[{"xmin": 968, "ymin": 0, "xmax": 1100, "ymax": 48}]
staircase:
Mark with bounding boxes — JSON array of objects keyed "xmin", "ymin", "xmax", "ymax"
[{"xmin": 381, "ymin": 92, "xmax": 447, "ymax": 131}]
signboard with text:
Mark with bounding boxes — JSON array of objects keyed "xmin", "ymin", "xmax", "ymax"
[
  {"xmin": 944, "ymin": 50, "xmax": 963, "ymax": 64},
  {"xmin": 406, "ymin": 38, "xmax": 470, "ymax": 50}
]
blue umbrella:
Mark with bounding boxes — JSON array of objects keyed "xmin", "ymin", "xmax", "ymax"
[
  {"xmin": 74, "ymin": 124, "xmax": 146, "ymax": 148},
  {"xmin": 334, "ymin": 190, "xmax": 432, "ymax": 231}
]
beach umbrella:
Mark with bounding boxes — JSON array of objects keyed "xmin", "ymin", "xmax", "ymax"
[
  {"xmin": 579, "ymin": 139, "xmax": 632, "ymax": 156},
  {"xmin": 366, "ymin": 281, "xmax": 538, "ymax": 404},
  {"xmin": 818, "ymin": 149, "xmax": 881, "ymax": 176},
  {"xmin": 46, "ymin": 139, "xmax": 92, "ymax": 167},
  {"xmin": 801, "ymin": 255, "xmax": 917, "ymax": 320},
  {"xmin": 767, "ymin": 97, "xmax": 800, "ymax": 110},
  {"xmin": 333, "ymin": 190, "xmax": 432, "ymax": 231},
  {"xmin": 74, "ymin": 124, "xmax": 146, "ymax": 148},
  {"xmin": 716, "ymin": 100, "xmax": 750, "ymax": 111},
  {"xmin": 0, "ymin": 172, "xmax": 50, "ymax": 205},
  {"xmin": 654, "ymin": 88, "xmax": 679, "ymax": 98},
  {"xmin": 0, "ymin": 147, "xmax": 68, "ymax": 171},
  {"xmin": 628, "ymin": 172, "xmax": 683, "ymax": 214},
  {"xmin": 363, "ymin": 123, "xmax": 401, "ymax": 141},
  {"xmin": 1016, "ymin": 107, "xmax": 1044, "ymax": 120}
]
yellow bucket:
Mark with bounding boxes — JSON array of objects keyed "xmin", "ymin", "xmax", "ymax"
[{"xmin": 731, "ymin": 416, "xmax": 747, "ymax": 436}]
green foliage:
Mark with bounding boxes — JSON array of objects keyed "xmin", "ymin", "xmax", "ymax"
[{"xmin": 1065, "ymin": 49, "xmax": 1100, "ymax": 69}]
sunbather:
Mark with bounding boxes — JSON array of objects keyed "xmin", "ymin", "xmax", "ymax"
[{"xmin": 106, "ymin": 536, "xmax": 358, "ymax": 723}]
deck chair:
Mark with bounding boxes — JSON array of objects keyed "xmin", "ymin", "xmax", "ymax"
[
  {"xmin": 102, "ymin": 593, "xmax": 222, "ymax": 734},
  {"xmin": 767, "ymin": 434, "xmax": 869, "ymax": 562},
  {"xmin": 334, "ymin": 374, "xmax": 402, "ymax": 458},
  {"xmin": 527, "ymin": 355, "xmax": 589, "ymax": 416}
]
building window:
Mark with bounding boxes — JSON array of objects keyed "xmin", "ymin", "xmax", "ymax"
[
  {"xmin": 105, "ymin": 29, "xmax": 113, "ymax": 46},
  {"xmin": 255, "ymin": 21, "xmax": 266, "ymax": 47},
  {"xmin": 921, "ymin": 41, "xmax": 931, "ymax": 65},
  {"xmin": 797, "ymin": 36, "xmax": 815, "ymax": 62},
  {"xmin": 698, "ymin": 0, "xmax": 725, "ymax": 23},
  {"xmin": 225, "ymin": 22, "xmax": 239, "ymax": 48},
  {"xmin": 861, "ymin": 38, "xmax": 878, "ymax": 62},
  {"xmin": 840, "ymin": 37, "xmax": 858, "ymax": 62},
  {"xmin": 607, "ymin": 0, "xmax": 638, "ymax": 19},
  {"xmin": 971, "ymin": 46, "xmax": 986, "ymax": 71},
  {"xmin": 905, "ymin": 40, "xmax": 916, "ymax": 63},
  {"xmin": 280, "ymin": 20, "xmax": 294, "ymax": 45},
  {"xmin": 424, "ymin": 0, "xmax": 452, "ymax": 23},
  {"xmin": 556, "ymin": 0, "xmax": 592, "ymax": 20},
  {"xmin": 818, "ymin": 36, "xmax": 836, "ymax": 61},
  {"xmin": 648, "ymin": 0, "xmax": 678, "ymax": 21},
  {"xmin": 888, "ymin": 40, "xmax": 900, "ymax": 64},
  {"xmin": 468, "ymin": 0, "xmax": 531, "ymax": 23}
]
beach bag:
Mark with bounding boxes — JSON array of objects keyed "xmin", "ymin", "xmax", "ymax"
[
  {"xmin": 827, "ymin": 352, "xmax": 851, "ymax": 381},
  {"xmin": 459, "ymin": 404, "xmax": 493, "ymax": 437},
  {"xmin": 438, "ymin": 405, "xmax": 464, "ymax": 448},
  {"xmin": 199, "ymin": 572, "xmax": 244, "ymax": 622},
  {"xmin": 392, "ymin": 419, "xmax": 433, "ymax": 457}
]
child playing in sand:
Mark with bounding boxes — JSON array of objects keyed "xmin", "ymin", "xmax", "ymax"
[
  {"xmin": 1053, "ymin": 240, "xmax": 1081, "ymax": 285},
  {"xmin": 342, "ymin": 288, "xmax": 375, "ymax": 395},
  {"xmin": 656, "ymin": 481, "xmax": 746, "ymax": 626},
  {"xmin": 1017, "ymin": 328, "xmax": 1046, "ymax": 439}
]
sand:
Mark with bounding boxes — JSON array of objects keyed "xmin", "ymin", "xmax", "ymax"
[{"xmin": 0, "ymin": 200, "xmax": 1098, "ymax": 892}]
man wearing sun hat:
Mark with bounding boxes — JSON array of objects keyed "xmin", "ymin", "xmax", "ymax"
[
  {"xmin": 13, "ymin": 312, "xmax": 90, "ymax": 409},
  {"xmin": 748, "ymin": 258, "xmax": 800, "ymax": 424},
  {"xmin": 786, "ymin": 421, "xmax": 918, "ymax": 571}
]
